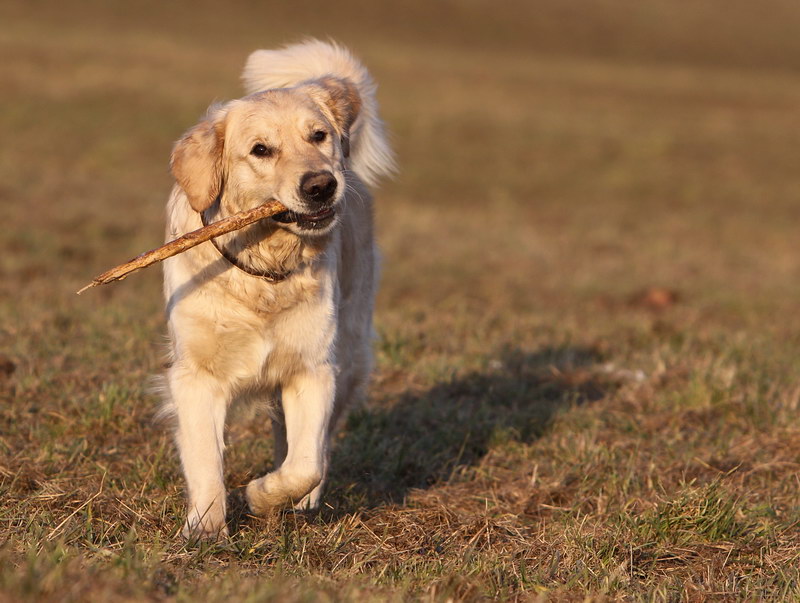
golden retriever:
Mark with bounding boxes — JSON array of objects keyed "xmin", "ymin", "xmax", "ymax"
[{"xmin": 160, "ymin": 40, "xmax": 394, "ymax": 539}]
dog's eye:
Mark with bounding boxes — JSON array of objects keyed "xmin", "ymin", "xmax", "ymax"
[
  {"xmin": 310, "ymin": 130, "xmax": 327, "ymax": 143},
  {"xmin": 250, "ymin": 143, "xmax": 274, "ymax": 157}
]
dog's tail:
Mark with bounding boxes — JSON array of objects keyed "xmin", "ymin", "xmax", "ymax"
[{"xmin": 242, "ymin": 39, "xmax": 395, "ymax": 186}]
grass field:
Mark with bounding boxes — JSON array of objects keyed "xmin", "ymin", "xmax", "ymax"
[{"xmin": 2, "ymin": 0, "xmax": 800, "ymax": 600}]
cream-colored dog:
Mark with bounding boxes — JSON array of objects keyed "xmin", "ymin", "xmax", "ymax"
[{"xmin": 160, "ymin": 40, "xmax": 394, "ymax": 539}]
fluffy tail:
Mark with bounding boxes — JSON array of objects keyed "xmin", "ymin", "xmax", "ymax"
[{"xmin": 242, "ymin": 39, "xmax": 395, "ymax": 187}]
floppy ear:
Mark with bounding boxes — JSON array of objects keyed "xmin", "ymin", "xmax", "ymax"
[
  {"xmin": 170, "ymin": 105, "xmax": 227, "ymax": 212},
  {"xmin": 304, "ymin": 77, "xmax": 361, "ymax": 158}
]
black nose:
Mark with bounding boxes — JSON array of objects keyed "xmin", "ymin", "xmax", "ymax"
[{"xmin": 299, "ymin": 171, "xmax": 337, "ymax": 204}]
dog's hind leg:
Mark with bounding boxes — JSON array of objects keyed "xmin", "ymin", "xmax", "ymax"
[
  {"xmin": 245, "ymin": 367, "xmax": 334, "ymax": 514},
  {"xmin": 169, "ymin": 364, "xmax": 230, "ymax": 540}
]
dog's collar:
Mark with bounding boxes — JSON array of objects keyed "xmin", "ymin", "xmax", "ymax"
[{"xmin": 201, "ymin": 208, "xmax": 292, "ymax": 283}]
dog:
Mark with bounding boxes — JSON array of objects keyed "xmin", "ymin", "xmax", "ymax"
[{"xmin": 160, "ymin": 40, "xmax": 394, "ymax": 539}]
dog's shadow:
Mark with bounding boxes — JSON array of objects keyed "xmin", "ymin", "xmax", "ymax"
[
  {"xmin": 324, "ymin": 345, "xmax": 611, "ymax": 512},
  {"xmin": 227, "ymin": 345, "xmax": 613, "ymax": 531}
]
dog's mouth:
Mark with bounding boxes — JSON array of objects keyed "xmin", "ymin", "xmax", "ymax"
[{"xmin": 272, "ymin": 207, "xmax": 336, "ymax": 230}]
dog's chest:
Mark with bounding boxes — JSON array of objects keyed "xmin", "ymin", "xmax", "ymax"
[{"xmin": 219, "ymin": 271, "xmax": 338, "ymax": 384}]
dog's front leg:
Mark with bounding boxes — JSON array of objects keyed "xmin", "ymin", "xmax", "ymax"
[
  {"xmin": 246, "ymin": 366, "xmax": 334, "ymax": 514},
  {"xmin": 169, "ymin": 365, "xmax": 230, "ymax": 539}
]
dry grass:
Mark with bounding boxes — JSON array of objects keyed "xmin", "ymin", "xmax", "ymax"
[{"xmin": 2, "ymin": 0, "xmax": 800, "ymax": 600}]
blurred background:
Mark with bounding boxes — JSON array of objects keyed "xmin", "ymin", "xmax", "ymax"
[
  {"xmin": 2, "ymin": 0, "xmax": 799, "ymax": 340},
  {"xmin": 2, "ymin": 0, "xmax": 799, "ymax": 335},
  {"xmin": 2, "ymin": 0, "xmax": 800, "ymax": 598}
]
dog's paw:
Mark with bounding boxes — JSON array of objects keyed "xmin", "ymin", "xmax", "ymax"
[
  {"xmin": 182, "ymin": 520, "xmax": 229, "ymax": 542},
  {"xmin": 292, "ymin": 484, "xmax": 322, "ymax": 512},
  {"xmin": 245, "ymin": 468, "xmax": 321, "ymax": 516},
  {"xmin": 245, "ymin": 475, "xmax": 280, "ymax": 516},
  {"xmin": 182, "ymin": 509, "xmax": 229, "ymax": 542}
]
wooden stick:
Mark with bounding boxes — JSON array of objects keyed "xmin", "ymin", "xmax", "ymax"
[{"xmin": 77, "ymin": 200, "xmax": 287, "ymax": 294}]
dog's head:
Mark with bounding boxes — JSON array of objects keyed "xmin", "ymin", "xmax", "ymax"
[{"xmin": 170, "ymin": 77, "xmax": 361, "ymax": 236}]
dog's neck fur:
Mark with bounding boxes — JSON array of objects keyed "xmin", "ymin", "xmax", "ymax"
[{"xmin": 202, "ymin": 199, "xmax": 330, "ymax": 281}]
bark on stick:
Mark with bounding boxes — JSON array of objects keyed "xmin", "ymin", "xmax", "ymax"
[{"xmin": 77, "ymin": 200, "xmax": 287, "ymax": 294}]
